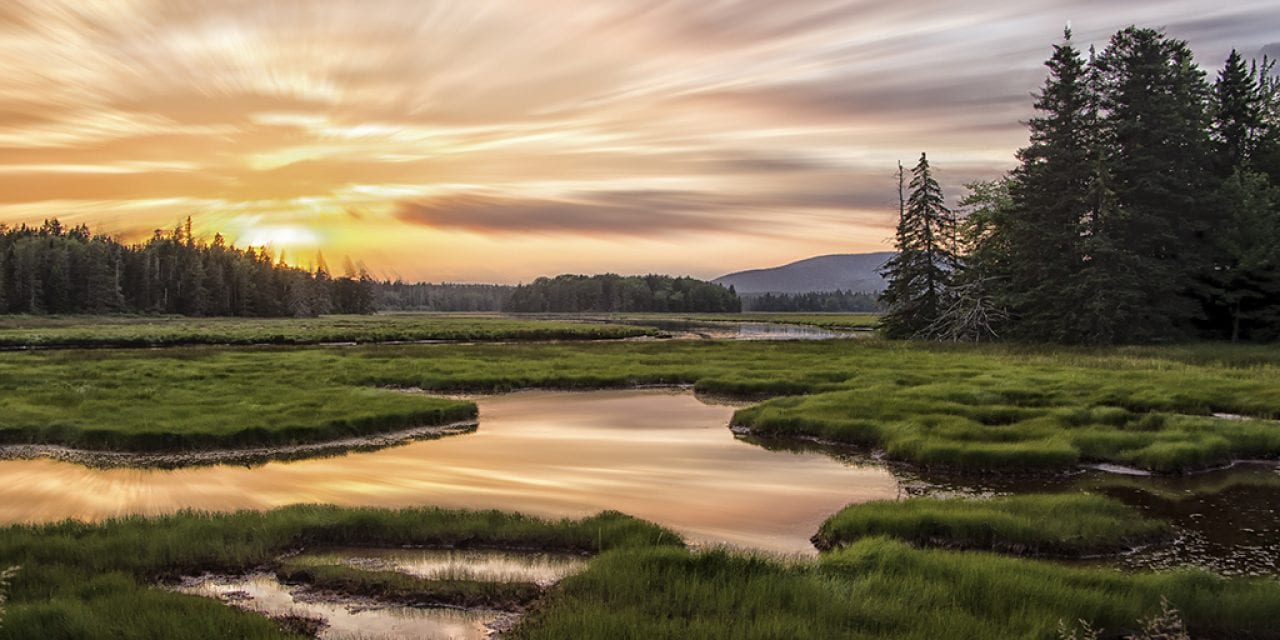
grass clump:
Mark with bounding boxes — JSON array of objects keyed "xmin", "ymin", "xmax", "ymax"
[
  {"xmin": 275, "ymin": 561, "xmax": 541, "ymax": 610},
  {"xmin": 813, "ymin": 494, "xmax": 1170, "ymax": 556},
  {"xmin": 510, "ymin": 538, "xmax": 1280, "ymax": 640},
  {"xmin": 0, "ymin": 506, "xmax": 678, "ymax": 640}
]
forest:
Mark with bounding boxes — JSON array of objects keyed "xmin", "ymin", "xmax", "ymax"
[
  {"xmin": 0, "ymin": 219, "xmax": 375, "ymax": 317},
  {"xmin": 743, "ymin": 290, "xmax": 880, "ymax": 313},
  {"xmin": 504, "ymin": 274, "xmax": 741, "ymax": 313},
  {"xmin": 882, "ymin": 27, "xmax": 1280, "ymax": 344}
]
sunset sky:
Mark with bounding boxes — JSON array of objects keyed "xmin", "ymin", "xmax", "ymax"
[{"xmin": 1, "ymin": 1, "xmax": 1277, "ymax": 282}]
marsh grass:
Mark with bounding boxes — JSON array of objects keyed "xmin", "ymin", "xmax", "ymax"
[
  {"xmin": 3, "ymin": 338, "xmax": 1280, "ymax": 469},
  {"xmin": 275, "ymin": 561, "xmax": 542, "ymax": 610},
  {"xmin": 0, "ymin": 506, "xmax": 677, "ymax": 639},
  {"xmin": 0, "ymin": 314, "xmax": 653, "ymax": 348},
  {"xmin": 511, "ymin": 539, "xmax": 1280, "ymax": 640},
  {"xmin": 813, "ymin": 494, "xmax": 1170, "ymax": 556}
]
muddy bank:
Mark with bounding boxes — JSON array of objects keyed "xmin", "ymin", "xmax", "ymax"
[{"xmin": 0, "ymin": 421, "xmax": 476, "ymax": 469}]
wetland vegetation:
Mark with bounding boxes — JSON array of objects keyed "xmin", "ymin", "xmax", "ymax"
[{"xmin": 3, "ymin": 337, "xmax": 1277, "ymax": 474}]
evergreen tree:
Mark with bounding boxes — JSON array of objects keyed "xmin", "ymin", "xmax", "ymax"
[
  {"xmin": 991, "ymin": 29, "xmax": 1096, "ymax": 341},
  {"xmin": 1211, "ymin": 50, "xmax": 1265, "ymax": 173},
  {"xmin": 880, "ymin": 153, "xmax": 958, "ymax": 338},
  {"xmin": 1092, "ymin": 27, "xmax": 1214, "ymax": 341}
]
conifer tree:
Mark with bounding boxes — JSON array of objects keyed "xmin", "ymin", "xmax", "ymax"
[
  {"xmin": 880, "ymin": 152, "xmax": 957, "ymax": 338},
  {"xmin": 994, "ymin": 28, "xmax": 1096, "ymax": 342},
  {"xmin": 1092, "ymin": 27, "xmax": 1214, "ymax": 341},
  {"xmin": 1211, "ymin": 50, "xmax": 1265, "ymax": 173}
]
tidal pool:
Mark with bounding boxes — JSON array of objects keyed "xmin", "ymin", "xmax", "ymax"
[
  {"xmin": 175, "ymin": 574, "xmax": 500, "ymax": 640},
  {"xmin": 0, "ymin": 389, "xmax": 899, "ymax": 554}
]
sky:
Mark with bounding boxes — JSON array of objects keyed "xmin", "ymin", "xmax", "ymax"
[{"xmin": 0, "ymin": 1, "xmax": 1277, "ymax": 282}]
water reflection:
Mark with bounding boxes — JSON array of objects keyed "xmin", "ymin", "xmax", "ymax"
[
  {"xmin": 295, "ymin": 548, "xmax": 587, "ymax": 586},
  {"xmin": 175, "ymin": 574, "xmax": 498, "ymax": 640},
  {"xmin": 606, "ymin": 318, "xmax": 856, "ymax": 340},
  {"xmin": 0, "ymin": 389, "xmax": 899, "ymax": 555}
]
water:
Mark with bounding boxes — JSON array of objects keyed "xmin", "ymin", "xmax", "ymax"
[
  {"xmin": 0, "ymin": 389, "xmax": 898, "ymax": 554},
  {"xmin": 294, "ymin": 548, "xmax": 588, "ymax": 586},
  {"xmin": 2, "ymin": 388, "xmax": 1274, "ymax": 572},
  {"xmin": 174, "ymin": 574, "xmax": 500, "ymax": 640},
  {"xmin": 604, "ymin": 318, "xmax": 857, "ymax": 340}
]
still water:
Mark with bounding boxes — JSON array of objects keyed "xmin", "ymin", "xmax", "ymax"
[
  {"xmin": 175, "ymin": 574, "xmax": 501, "ymax": 640},
  {"xmin": 0, "ymin": 389, "xmax": 899, "ymax": 554}
]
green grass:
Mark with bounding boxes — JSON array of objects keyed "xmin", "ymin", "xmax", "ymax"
[
  {"xmin": 813, "ymin": 494, "xmax": 1170, "ymax": 556},
  {"xmin": 2, "ymin": 338, "xmax": 1280, "ymax": 470},
  {"xmin": 0, "ymin": 313, "xmax": 653, "ymax": 348},
  {"xmin": 275, "ymin": 560, "xmax": 542, "ymax": 610},
  {"xmin": 510, "ymin": 538, "xmax": 1280, "ymax": 640},
  {"xmin": 0, "ymin": 506, "xmax": 678, "ymax": 640},
  {"xmin": 2, "ymin": 506, "xmax": 1276, "ymax": 639}
]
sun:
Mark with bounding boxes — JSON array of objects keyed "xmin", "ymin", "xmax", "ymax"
[{"xmin": 238, "ymin": 224, "xmax": 321, "ymax": 251}]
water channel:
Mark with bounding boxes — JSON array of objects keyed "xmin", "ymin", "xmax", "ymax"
[{"xmin": 0, "ymin": 388, "xmax": 1275, "ymax": 569}]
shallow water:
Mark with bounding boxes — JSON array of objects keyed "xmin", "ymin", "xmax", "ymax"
[
  {"xmin": 0, "ymin": 389, "xmax": 899, "ymax": 554},
  {"xmin": 174, "ymin": 574, "xmax": 498, "ymax": 640},
  {"xmin": 296, "ymin": 548, "xmax": 587, "ymax": 586},
  {"xmin": 607, "ymin": 318, "xmax": 856, "ymax": 340}
]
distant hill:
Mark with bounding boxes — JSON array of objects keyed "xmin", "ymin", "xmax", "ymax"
[{"xmin": 714, "ymin": 252, "xmax": 894, "ymax": 294}]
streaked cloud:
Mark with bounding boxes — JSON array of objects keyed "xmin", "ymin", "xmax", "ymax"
[{"xmin": 0, "ymin": 0, "xmax": 1275, "ymax": 281}]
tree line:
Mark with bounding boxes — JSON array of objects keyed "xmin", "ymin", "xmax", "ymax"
[
  {"xmin": 504, "ymin": 274, "xmax": 741, "ymax": 313},
  {"xmin": 375, "ymin": 282, "xmax": 513, "ymax": 312},
  {"xmin": 743, "ymin": 290, "xmax": 880, "ymax": 313},
  {"xmin": 0, "ymin": 219, "xmax": 375, "ymax": 316},
  {"xmin": 882, "ymin": 27, "xmax": 1280, "ymax": 343}
]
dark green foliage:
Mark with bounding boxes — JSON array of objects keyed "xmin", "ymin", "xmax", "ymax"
[
  {"xmin": 994, "ymin": 31, "xmax": 1097, "ymax": 342},
  {"xmin": 741, "ymin": 289, "xmax": 881, "ymax": 312},
  {"xmin": 813, "ymin": 494, "xmax": 1169, "ymax": 556},
  {"xmin": 505, "ymin": 274, "xmax": 740, "ymax": 313},
  {"xmin": 880, "ymin": 154, "xmax": 958, "ymax": 338},
  {"xmin": 962, "ymin": 27, "xmax": 1280, "ymax": 344},
  {"xmin": 376, "ymin": 281, "xmax": 515, "ymax": 311},
  {"xmin": 1092, "ymin": 28, "xmax": 1214, "ymax": 341},
  {"xmin": 0, "ymin": 220, "xmax": 373, "ymax": 318}
]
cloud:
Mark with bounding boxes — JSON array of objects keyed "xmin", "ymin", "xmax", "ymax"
[{"xmin": 1, "ymin": 0, "xmax": 1279, "ymax": 280}]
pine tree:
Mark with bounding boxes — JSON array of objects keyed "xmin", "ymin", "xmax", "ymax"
[
  {"xmin": 1092, "ymin": 27, "xmax": 1214, "ymax": 341},
  {"xmin": 1211, "ymin": 50, "xmax": 1265, "ymax": 174},
  {"xmin": 995, "ymin": 28, "xmax": 1096, "ymax": 342},
  {"xmin": 880, "ymin": 153, "xmax": 958, "ymax": 338}
]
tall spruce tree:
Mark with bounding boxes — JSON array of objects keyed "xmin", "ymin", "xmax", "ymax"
[
  {"xmin": 996, "ymin": 29, "xmax": 1096, "ymax": 342},
  {"xmin": 1211, "ymin": 50, "xmax": 1265, "ymax": 174},
  {"xmin": 880, "ymin": 153, "xmax": 957, "ymax": 338},
  {"xmin": 1092, "ymin": 27, "xmax": 1214, "ymax": 342}
]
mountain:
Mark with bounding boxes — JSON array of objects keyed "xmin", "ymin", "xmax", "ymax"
[{"xmin": 713, "ymin": 252, "xmax": 894, "ymax": 295}]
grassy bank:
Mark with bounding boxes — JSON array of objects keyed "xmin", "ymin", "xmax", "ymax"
[
  {"xmin": 0, "ymin": 506, "xmax": 677, "ymax": 639},
  {"xmin": 511, "ymin": 538, "xmax": 1280, "ymax": 640},
  {"xmin": 2, "ymin": 339, "xmax": 1279, "ymax": 469},
  {"xmin": 275, "ymin": 560, "xmax": 542, "ymax": 610},
  {"xmin": 1, "ymin": 506, "xmax": 1277, "ymax": 639},
  {"xmin": 0, "ymin": 349, "xmax": 478, "ymax": 451},
  {"xmin": 813, "ymin": 494, "xmax": 1170, "ymax": 556},
  {"xmin": 0, "ymin": 314, "xmax": 653, "ymax": 348}
]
